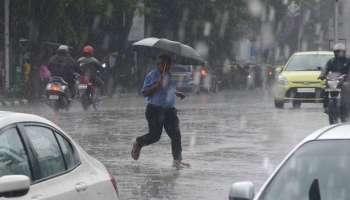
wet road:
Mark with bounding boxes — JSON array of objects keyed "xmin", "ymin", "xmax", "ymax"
[{"xmin": 6, "ymin": 90, "xmax": 328, "ymax": 200}]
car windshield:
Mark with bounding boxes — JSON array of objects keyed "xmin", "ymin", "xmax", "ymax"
[
  {"xmin": 285, "ymin": 54, "xmax": 334, "ymax": 71},
  {"xmin": 259, "ymin": 140, "xmax": 350, "ymax": 200}
]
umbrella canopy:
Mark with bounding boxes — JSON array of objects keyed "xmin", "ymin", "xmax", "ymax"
[{"xmin": 133, "ymin": 37, "xmax": 205, "ymax": 65}]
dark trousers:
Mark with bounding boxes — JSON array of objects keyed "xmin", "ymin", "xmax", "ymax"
[{"xmin": 137, "ymin": 104, "xmax": 182, "ymax": 160}]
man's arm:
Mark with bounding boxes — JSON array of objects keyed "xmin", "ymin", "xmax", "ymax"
[
  {"xmin": 142, "ymin": 82, "xmax": 162, "ymax": 97},
  {"xmin": 142, "ymin": 73, "xmax": 163, "ymax": 97}
]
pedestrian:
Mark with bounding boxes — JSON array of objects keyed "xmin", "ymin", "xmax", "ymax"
[{"xmin": 131, "ymin": 54, "xmax": 190, "ymax": 169}]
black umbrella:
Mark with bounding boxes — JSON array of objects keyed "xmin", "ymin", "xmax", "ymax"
[{"xmin": 133, "ymin": 37, "xmax": 205, "ymax": 65}]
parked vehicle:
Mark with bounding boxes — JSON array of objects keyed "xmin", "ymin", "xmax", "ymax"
[
  {"xmin": 45, "ymin": 76, "xmax": 70, "ymax": 112},
  {"xmin": 229, "ymin": 123, "xmax": 350, "ymax": 200},
  {"xmin": 274, "ymin": 51, "xmax": 333, "ymax": 109},
  {"xmin": 325, "ymin": 72, "xmax": 348, "ymax": 124},
  {"xmin": 0, "ymin": 112, "xmax": 119, "ymax": 199}
]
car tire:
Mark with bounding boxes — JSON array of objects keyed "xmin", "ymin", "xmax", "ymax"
[
  {"xmin": 292, "ymin": 101, "xmax": 301, "ymax": 109},
  {"xmin": 274, "ymin": 99, "xmax": 284, "ymax": 109}
]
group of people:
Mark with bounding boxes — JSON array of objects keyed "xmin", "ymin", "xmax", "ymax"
[{"xmin": 41, "ymin": 45, "xmax": 104, "ymax": 99}]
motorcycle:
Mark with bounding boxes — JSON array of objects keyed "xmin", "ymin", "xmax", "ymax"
[
  {"xmin": 78, "ymin": 75, "xmax": 99, "ymax": 111},
  {"xmin": 45, "ymin": 76, "xmax": 70, "ymax": 112},
  {"xmin": 325, "ymin": 72, "xmax": 348, "ymax": 124}
]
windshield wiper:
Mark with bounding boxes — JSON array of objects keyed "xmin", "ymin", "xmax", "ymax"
[{"xmin": 309, "ymin": 179, "xmax": 321, "ymax": 200}]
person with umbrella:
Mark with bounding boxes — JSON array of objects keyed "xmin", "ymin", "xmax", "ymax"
[{"xmin": 131, "ymin": 54, "xmax": 190, "ymax": 169}]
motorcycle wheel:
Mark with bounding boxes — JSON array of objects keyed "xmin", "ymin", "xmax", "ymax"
[
  {"xmin": 81, "ymin": 93, "xmax": 91, "ymax": 111},
  {"xmin": 328, "ymin": 99, "xmax": 338, "ymax": 124}
]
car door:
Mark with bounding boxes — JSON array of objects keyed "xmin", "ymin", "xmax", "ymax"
[{"xmin": 21, "ymin": 125, "xmax": 81, "ymax": 200}]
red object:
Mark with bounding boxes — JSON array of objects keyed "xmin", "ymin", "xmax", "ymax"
[
  {"xmin": 83, "ymin": 45, "xmax": 94, "ymax": 55},
  {"xmin": 80, "ymin": 75, "xmax": 96, "ymax": 92}
]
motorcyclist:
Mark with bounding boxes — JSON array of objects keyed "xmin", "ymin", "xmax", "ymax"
[
  {"xmin": 319, "ymin": 43, "xmax": 350, "ymax": 80},
  {"xmin": 77, "ymin": 45, "xmax": 104, "ymax": 88},
  {"xmin": 48, "ymin": 45, "xmax": 77, "ymax": 98},
  {"xmin": 319, "ymin": 43, "xmax": 350, "ymax": 113}
]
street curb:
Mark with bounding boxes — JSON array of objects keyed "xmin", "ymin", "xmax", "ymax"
[{"xmin": 0, "ymin": 99, "xmax": 29, "ymax": 107}]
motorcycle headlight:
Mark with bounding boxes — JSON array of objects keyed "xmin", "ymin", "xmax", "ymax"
[
  {"xmin": 278, "ymin": 75, "xmax": 288, "ymax": 85},
  {"xmin": 327, "ymin": 80, "xmax": 339, "ymax": 89}
]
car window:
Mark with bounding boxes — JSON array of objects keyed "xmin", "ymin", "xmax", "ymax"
[
  {"xmin": 0, "ymin": 128, "xmax": 31, "ymax": 178},
  {"xmin": 56, "ymin": 133, "xmax": 79, "ymax": 169},
  {"xmin": 259, "ymin": 140, "xmax": 350, "ymax": 200},
  {"xmin": 24, "ymin": 126, "xmax": 65, "ymax": 179},
  {"xmin": 285, "ymin": 54, "xmax": 333, "ymax": 71}
]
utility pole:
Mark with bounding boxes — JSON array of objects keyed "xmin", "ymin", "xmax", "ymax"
[
  {"xmin": 4, "ymin": 0, "xmax": 10, "ymax": 91},
  {"xmin": 334, "ymin": 0, "xmax": 339, "ymax": 43}
]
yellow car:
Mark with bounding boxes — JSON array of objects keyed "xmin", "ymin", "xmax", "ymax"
[{"xmin": 274, "ymin": 51, "xmax": 334, "ymax": 108}]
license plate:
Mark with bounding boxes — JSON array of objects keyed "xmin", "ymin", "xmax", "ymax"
[
  {"xmin": 297, "ymin": 88, "xmax": 315, "ymax": 93},
  {"xmin": 78, "ymin": 84, "xmax": 88, "ymax": 89},
  {"xmin": 49, "ymin": 95, "xmax": 59, "ymax": 100}
]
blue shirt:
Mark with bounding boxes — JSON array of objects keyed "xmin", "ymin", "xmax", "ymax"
[{"xmin": 142, "ymin": 69, "xmax": 177, "ymax": 108}]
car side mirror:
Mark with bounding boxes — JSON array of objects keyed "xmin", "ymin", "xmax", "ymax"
[
  {"xmin": 229, "ymin": 181, "xmax": 254, "ymax": 200},
  {"xmin": 0, "ymin": 175, "xmax": 30, "ymax": 198}
]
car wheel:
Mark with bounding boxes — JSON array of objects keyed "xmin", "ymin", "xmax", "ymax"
[
  {"xmin": 274, "ymin": 99, "xmax": 284, "ymax": 109},
  {"xmin": 292, "ymin": 101, "xmax": 301, "ymax": 109}
]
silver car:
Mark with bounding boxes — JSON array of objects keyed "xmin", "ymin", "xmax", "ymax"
[
  {"xmin": 0, "ymin": 112, "xmax": 119, "ymax": 200},
  {"xmin": 229, "ymin": 124, "xmax": 350, "ymax": 200}
]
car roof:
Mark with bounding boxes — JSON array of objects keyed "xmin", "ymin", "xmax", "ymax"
[
  {"xmin": 293, "ymin": 51, "xmax": 333, "ymax": 56},
  {"xmin": 0, "ymin": 111, "xmax": 59, "ymax": 129},
  {"xmin": 301, "ymin": 124, "xmax": 350, "ymax": 143}
]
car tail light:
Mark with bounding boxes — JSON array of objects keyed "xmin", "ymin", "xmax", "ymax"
[{"xmin": 108, "ymin": 170, "xmax": 119, "ymax": 196}]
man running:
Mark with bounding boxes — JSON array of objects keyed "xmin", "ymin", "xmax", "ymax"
[{"xmin": 131, "ymin": 54, "xmax": 190, "ymax": 169}]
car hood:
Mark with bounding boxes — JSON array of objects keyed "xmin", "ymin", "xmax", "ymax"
[{"xmin": 281, "ymin": 71, "xmax": 322, "ymax": 82}]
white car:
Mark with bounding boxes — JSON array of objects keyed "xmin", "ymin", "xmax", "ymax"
[
  {"xmin": 0, "ymin": 112, "xmax": 119, "ymax": 199},
  {"xmin": 229, "ymin": 124, "xmax": 350, "ymax": 200}
]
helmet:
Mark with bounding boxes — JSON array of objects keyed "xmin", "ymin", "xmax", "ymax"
[
  {"xmin": 57, "ymin": 45, "xmax": 69, "ymax": 52},
  {"xmin": 83, "ymin": 45, "xmax": 94, "ymax": 55},
  {"xmin": 333, "ymin": 43, "xmax": 346, "ymax": 58},
  {"xmin": 333, "ymin": 43, "xmax": 346, "ymax": 51}
]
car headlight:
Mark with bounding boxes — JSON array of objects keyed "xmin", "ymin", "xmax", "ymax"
[{"xmin": 278, "ymin": 75, "xmax": 288, "ymax": 85}]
